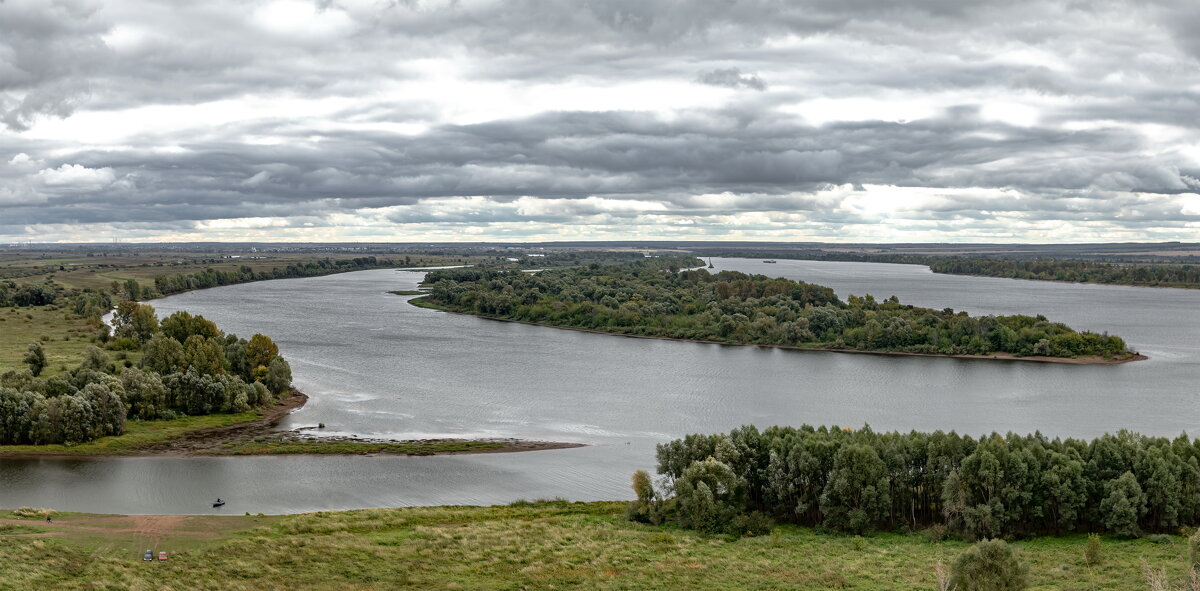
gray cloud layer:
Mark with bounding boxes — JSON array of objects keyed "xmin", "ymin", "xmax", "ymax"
[{"xmin": 1, "ymin": 0, "xmax": 1199, "ymax": 241}]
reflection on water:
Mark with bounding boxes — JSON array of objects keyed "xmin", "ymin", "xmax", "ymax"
[{"xmin": 3, "ymin": 259, "xmax": 1199, "ymax": 514}]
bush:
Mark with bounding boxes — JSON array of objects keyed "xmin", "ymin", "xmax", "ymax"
[
  {"xmin": 1145, "ymin": 534, "xmax": 1174, "ymax": 545},
  {"xmin": 949, "ymin": 539, "xmax": 1029, "ymax": 591},
  {"xmin": 925, "ymin": 524, "xmax": 950, "ymax": 543},
  {"xmin": 1191, "ymin": 529, "xmax": 1200, "ymax": 569},
  {"xmin": 726, "ymin": 511, "xmax": 774, "ymax": 538},
  {"xmin": 106, "ymin": 337, "xmax": 139, "ymax": 351},
  {"xmin": 1084, "ymin": 533, "xmax": 1103, "ymax": 566},
  {"xmin": 12, "ymin": 507, "xmax": 55, "ymax": 520},
  {"xmin": 626, "ymin": 469, "xmax": 662, "ymax": 524}
]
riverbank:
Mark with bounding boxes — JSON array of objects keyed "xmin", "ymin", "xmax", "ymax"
[
  {"xmin": 408, "ymin": 297, "xmax": 1146, "ymax": 365},
  {"xmin": 0, "ymin": 391, "xmax": 581, "ymax": 458},
  {"xmin": 0, "ymin": 501, "xmax": 1190, "ymax": 590}
]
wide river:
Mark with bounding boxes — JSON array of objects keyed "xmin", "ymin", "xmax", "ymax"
[{"xmin": 3, "ymin": 258, "xmax": 1198, "ymax": 514}]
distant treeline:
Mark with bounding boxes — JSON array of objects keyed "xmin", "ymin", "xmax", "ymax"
[
  {"xmin": 696, "ymin": 250, "xmax": 937, "ymax": 266},
  {"xmin": 692, "ymin": 250, "xmax": 1200, "ymax": 289},
  {"xmin": 632, "ymin": 425, "xmax": 1200, "ymax": 538},
  {"xmin": 153, "ymin": 257, "xmax": 393, "ymax": 296},
  {"xmin": 0, "ymin": 303, "xmax": 292, "ymax": 445},
  {"xmin": 929, "ymin": 258, "xmax": 1200, "ymax": 287},
  {"xmin": 420, "ymin": 258, "xmax": 1131, "ymax": 359}
]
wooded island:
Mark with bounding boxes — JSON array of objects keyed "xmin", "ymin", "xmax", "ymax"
[{"xmin": 417, "ymin": 258, "xmax": 1136, "ymax": 362}]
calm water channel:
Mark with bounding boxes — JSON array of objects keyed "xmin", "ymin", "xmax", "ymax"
[{"xmin": 2, "ymin": 258, "xmax": 1197, "ymax": 514}]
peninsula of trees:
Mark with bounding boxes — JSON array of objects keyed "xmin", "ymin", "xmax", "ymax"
[
  {"xmin": 0, "ymin": 302, "xmax": 293, "ymax": 446},
  {"xmin": 418, "ymin": 258, "xmax": 1135, "ymax": 361}
]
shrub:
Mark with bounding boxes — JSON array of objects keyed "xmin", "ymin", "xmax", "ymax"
[
  {"xmin": 727, "ymin": 511, "xmax": 773, "ymax": 538},
  {"xmin": 1190, "ymin": 529, "xmax": 1200, "ymax": 570},
  {"xmin": 1084, "ymin": 533, "xmax": 1103, "ymax": 566},
  {"xmin": 949, "ymin": 539, "xmax": 1029, "ymax": 591},
  {"xmin": 1146, "ymin": 534, "xmax": 1174, "ymax": 545},
  {"xmin": 926, "ymin": 524, "xmax": 950, "ymax": 543},
  {"xmin": 626, "ymin": 469, "xmax": 662, "ymax": 524},
  {"xmin": 12, "ymin": 507, "xmax": 56, "ymax": 520},
  {"xmin": 107, "ymin": 337, "xmax": 139, "ymax": 351}
]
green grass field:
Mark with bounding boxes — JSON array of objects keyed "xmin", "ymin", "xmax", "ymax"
[
  {"xmin": 0, "ymin": 501, "xmax": 1191, "ymax": 590},
  {"xmin": 0, "ymin": 305, "xmax": 103, "ymax": 377}
]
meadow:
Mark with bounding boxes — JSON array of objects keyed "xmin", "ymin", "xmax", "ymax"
[{"xmin": 0, "ymin": 501, "xmax": 1192, "ymax": 590}]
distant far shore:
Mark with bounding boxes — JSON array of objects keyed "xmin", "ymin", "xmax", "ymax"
[{"xmin": 407, "ymin": 296, "xmax": 1145, "ymax": 366}]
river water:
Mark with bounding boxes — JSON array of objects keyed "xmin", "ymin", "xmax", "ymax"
[{"xmin": 2, "ymin": 258, "xmax": 1197, "ymax": 514}]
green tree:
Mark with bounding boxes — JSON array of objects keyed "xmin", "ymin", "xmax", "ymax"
[
  {"xmin": 949, "ymin": 539, "xmax": 1029, "ymax": 591},
  {"xmin": 246, "ymin": 334, "xmax": 280, "ymax": 373},
  {"xmin": 674, "ymin": 457, "xmax": 743, "ymax": 533},
  {"xmin": 222, "ymin": 336, "xmax": 251, "ymax": 381},
  {"xmin": 22, "ymin": 342, "xmax": 46, "ymax": 377},
  {"xmin": 123, "ymin": 278, "xmax": 141, "ymax": 300},
  {"xmin": 1100, "ymin": 471, "xmax": 1146, "ymax": 537},
  {"xmin": 112, "ymin": 302, "xmax": 158, "ymax": 344},
  {"xmin": 1041, "ymin": 451, "xmax": 1086, "ymax": 533},
  {"xmin": 163, "ymin": 368, "xmax": 226, "ymax": 415},
  {"xmin": 1139, "ymin": 447, "xmax": 1182, "ymax": 531},
  {"xmin": 819, "ymin": 443, "xmax": 890, "ymax": 534},
  {"xmin": 182, "ymin": 335, "xmax": 227, "ymax": 376},
  {"xmin": 264, "ymin": 356, "xmax": 292, "ymax": 395},
  {"xmin": 160, "ymin": 311, "xmax": 220, "ymax": 343},
  {"xmin": 80, "ymin": 382, "xmax": 125, "ymax": 438},
  {"xmin": 120, "ymin": 367, "xmax": 168, "ymax": 420},
  {"xmin": 79, "ymin": 346, "xmax": 109, "ymax": 373},
  {"xmin": 128, "ymin": 303, "xmax": 159, "ymax": 344},
  {"xmin": 142, "ymin": 336, "xmax": 185, "ymax": 375},
  {"xmin": 626, "ymin": 469, "xmax": 660, "ymax": 524}
]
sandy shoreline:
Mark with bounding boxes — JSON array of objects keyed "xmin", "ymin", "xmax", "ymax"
[{"xmin": 409, "ymin": 297, "xmax": 1145, "ymax": 366}]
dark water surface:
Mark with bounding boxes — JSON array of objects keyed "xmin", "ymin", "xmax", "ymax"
[{"xmin": 2, "ymin": 259, "xmax": 1197, "ymax": 514}]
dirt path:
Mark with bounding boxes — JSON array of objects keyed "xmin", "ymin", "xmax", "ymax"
[{"xmin": 0, "ymin": 515, "xmax": 199, "ymax": 538}]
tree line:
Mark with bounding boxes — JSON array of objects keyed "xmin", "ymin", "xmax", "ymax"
[
  {"xmin": 0, "ymin": 303, "xmax": 292, "ymax": 445},
  {"xmin": 631, "ymin": 424, "xmax": 1200, "ymax": 539},
  {"xmin": 929, "ymin": 258, "xmax": 1200, "ymax": 288},
  {"xmin": 421, "ymin": 259, "xmax": 1132, "ymax": 359},
  {"xmin": 690, "ymin": 249, "xmax": 1200, "ymax": 289},
  {"xmin": 153, "ymin": 257, "xmax": 392, "ymax": 296}
]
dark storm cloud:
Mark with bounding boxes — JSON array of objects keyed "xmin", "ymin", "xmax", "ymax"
[
  {"xmin": 5, "ymin": 105, "xmax": 1192, "ymax": 229},
  {"xmin": 1, "ymin": 0, "xmax": 1198, "ymax": 240},
  {"xmin": 696, "ymin": 68, "xmax": 767, "ymax": 91}
]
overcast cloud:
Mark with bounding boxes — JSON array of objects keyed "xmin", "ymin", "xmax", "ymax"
[{"xmin": 1, "ymin": 0, "xmax": 1198, "ymax": 243}]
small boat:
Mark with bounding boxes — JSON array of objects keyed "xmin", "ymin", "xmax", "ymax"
[
  {"xmin": 707, "ymin": 258, "xmax": 714, "ymax": 269},
  {"xmin": 212, "ymin": 498, "xmax": 225, "ymax": 507},
  {"xmin": 763, "ymin": 260, "xmax": 777, "ymax": 263}
]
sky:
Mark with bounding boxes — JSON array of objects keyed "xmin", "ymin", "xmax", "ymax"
[{"xmin": 1, "ymin": 0, "xmax": 1199, "ymax": 244}]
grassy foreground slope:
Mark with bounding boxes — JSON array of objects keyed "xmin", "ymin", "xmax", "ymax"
[{"xmin": 0, "ymin": 502, "xmax": 1191, "ymax": 590}]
